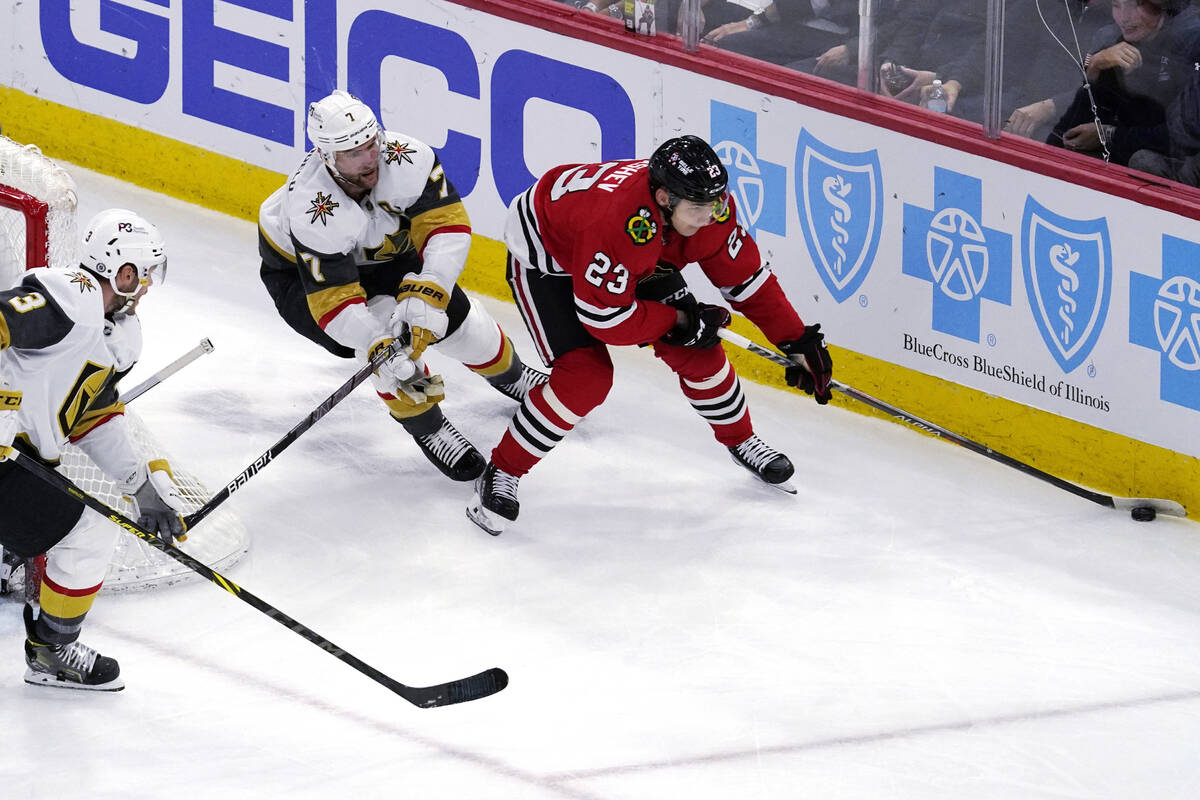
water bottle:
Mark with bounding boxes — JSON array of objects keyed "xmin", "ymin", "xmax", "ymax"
[{"xmin": 924, "ymin": 79, "xmax": 948, "ymax": 113}]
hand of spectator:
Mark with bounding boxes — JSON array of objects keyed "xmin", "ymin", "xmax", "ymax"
[
  {"xmin": 814, "ymin": 45, "xmax": 850, "ymax": 75},
  {"xmin": 881, "ymin": 67, "xmax": 935, "ymax": 103},
  {"xmin": 702, "ymin": 19, "xmax": 750, "ymax": 45},
  {"xmin": 1088, "ymin": 42, "xmax": 1143, "ymax": 76},
  {"xmin": 1004, "ymin": 99, "xmax": 1057, "ymax": 138},
  {"xmin": 919, "ymin": 79, "xmax": 961, "ymax": 112},
  {"xmin": 1062, "ymin": 122, "xmax": 1104, "ymax": 152}
]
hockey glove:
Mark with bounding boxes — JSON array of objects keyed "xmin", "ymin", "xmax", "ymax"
[
  {"xmin": 392, "ymin": 279, "xmax": 451, "ymax": 359},
  {"xmin": 363, "ymin": 337, "xmax": 418, "ymax": 386},
  {"xmin": 396, "ymin": 371, "xmax": 446, "ymax": 408},
  {"xmin": 635, "ymin": 265, "xmax": 696, "ymax": 308},
  {"xmin": 779, "ymin": 324, "xmax": 833, "ymax": 405},
  {"xmin": 130, "ymin": 460, "xmax": 188, "ymax": 542},
  {"xmin": 661, "ymin": 302, "xmax": 731, "ymax": 349},
  {"xmin": 0, "ymin": 380, "xmax": 20, "ymax": 461}
]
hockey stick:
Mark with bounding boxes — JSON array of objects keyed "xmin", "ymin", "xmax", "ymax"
[
  {"xmin": 13, "ymin": 452, "xmax": 507, "ymax": 708},
  {"xmin": 183, "ymin": 341, "xmax": 396, "ymax": 530},
  {"xmin": 121, "ymin": 338, "xmax": 215, "ymax": 403},
  {"xmin": 718, "ymin": 328, "xmax": 1187, "ymax": 518}
]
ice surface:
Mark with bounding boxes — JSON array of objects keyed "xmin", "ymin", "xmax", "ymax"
[{"xmin": 3, "ymin": 166, "xmax": 1199, "ymax": 799}]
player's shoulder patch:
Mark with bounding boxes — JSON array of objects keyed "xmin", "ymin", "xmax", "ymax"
[
  {"xmin": 381, "ymin": 138, "xmax": 420, "ymax": 166},
  {"xmin": 306, "ymin": 190, "xmax": 340, "ymax": 227},
  {"xmin": 625, "ymin": 207, "xmax": 659, "ymax": 246}
]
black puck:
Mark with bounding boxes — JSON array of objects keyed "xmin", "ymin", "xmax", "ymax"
[{"xmin": 1131, "ymin": 506, "xmax": 1157, "ymax": 522}]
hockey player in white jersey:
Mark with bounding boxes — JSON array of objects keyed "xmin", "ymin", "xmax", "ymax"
[
  {"xmin": 258, "ymin": 90, "xmax": 546, "ymax": 481},
  {"xmin": 0, "ymin": 208, "xmax": 187, "ymax": 691}
]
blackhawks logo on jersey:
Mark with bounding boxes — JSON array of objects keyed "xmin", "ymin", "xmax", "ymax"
[
  {"xmin": 383, "ymin": 139, "xmax": 417, "ymax": 165},
  {"xmin": 307, "ymin": 191, "xmax": 339, "ymax": 226},
  {"xmin": 67, "ymin": 270, "xmax": 97, "ymax": 293},
  {"xmin": 626, "ymin": 207, "xmax": 658, "ymax": 245}
]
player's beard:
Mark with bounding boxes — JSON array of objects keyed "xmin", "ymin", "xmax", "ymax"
[{"xmin": 338, "ymin": 164, "xmax": 379, "ymax": 195}]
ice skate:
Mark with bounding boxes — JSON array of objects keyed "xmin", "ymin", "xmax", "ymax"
[
  {"xmin": 467, "ymin": 462, "xmax": 520, "ymax": 535},
  {"xmin": 729, "ymin": 434, "xmax": 796, "ymax": 494},
  {"xmin": 401, "ymin": 412, "xmax": 486, "ymax": 482},
  {"xmin": 489, "ymin": 362, "xmax": 548, "ymax": 403},
  {"xmin": 23, "ymin": 607, "xmax": 123, "ymax": 691}
]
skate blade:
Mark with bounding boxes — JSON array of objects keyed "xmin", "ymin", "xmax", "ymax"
[
  {"xmin": 770, "ymin": 479, "xmax": 797, "ymax": 495},
  {"xmin": 24, "ymin": 669, "xmax": 125, "ymax": 692},
  {"xmin": 466, "ymin": 495, "xmax": 506, "ymax": 536}
]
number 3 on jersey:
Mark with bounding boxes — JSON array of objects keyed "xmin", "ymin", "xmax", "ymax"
[{"xmin": 584, "ymin": 252, "xmax": 629, "ymax": 295}]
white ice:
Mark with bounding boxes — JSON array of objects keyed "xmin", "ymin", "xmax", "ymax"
[{"xmin": 3, "ymin": 166, "xmax": 1200, "ymax": 800}]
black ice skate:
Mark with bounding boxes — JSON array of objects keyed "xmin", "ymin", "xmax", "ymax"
[
  {"xmin": 399, "ymin": 409, "xmax": 486, "ymax": 482},
  {"xmin": 467, "ymin": 462, "xmax": 520, "ymax": 536},
  {"xmin": 23, "ymin": 607, "xmax": 123, "ymax": 691},
  {"xmin": 488, "ymin": 361, "xmax": 549, "ymax": 403},
  {"xmin": 729, "ymin": 434, "xmax": 797, "ymax": 495}
]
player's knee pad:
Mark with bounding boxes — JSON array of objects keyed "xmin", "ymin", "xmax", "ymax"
[
  {"xmin": 435, "ymin": 296, "xmax": 508, "ymax": 372},
  {"xmin": 43, "ymin": 508, "xmax": 119, "ymax": 591}
]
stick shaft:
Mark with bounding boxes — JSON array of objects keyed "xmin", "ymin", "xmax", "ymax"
[
  {"xmin": 183, "ymin": 341, "xmax": 395, "ymax": 529},
  {"xmin": 11, "ymin": 451, "xmax": 506, "ymax": 707},
  {"xmin": 122, "ymin": 338, "xmax": 215, "ymax": 403},
  {"xmin": 717, "ymin": 328, "xmax": 1186, "ymax": 515}
]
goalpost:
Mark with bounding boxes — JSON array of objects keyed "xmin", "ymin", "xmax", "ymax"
[{"xmin": 0, "ymin": 134, "xmax": 249, "ymax": 592}]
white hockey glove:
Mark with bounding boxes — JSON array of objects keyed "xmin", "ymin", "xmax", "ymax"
[
  {"xmin": 0, "ymin": 379, "xmax": 20, "ymax": 461},
  {"xmin": 128, "ymin": 460, "xmax": 188, "ymax": 543},
  {"xmin": 361, "ymin": 336, "xmax": 419, "ymax": 386},
  {"xmin": 392, "ymin": 279, "xmax": 451, "ymax": 359},
  {"xmin": 394, "ymin": 371, "xmax": 446, "ymax": 408}
]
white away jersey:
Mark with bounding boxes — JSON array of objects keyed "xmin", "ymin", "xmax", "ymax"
[
  {"xmin": 0, "ymin": 268, "xmax": 136, "ymax": 462},
  {"xmin": 256, "ymin": 131, "xmax": 472, "ymax": 351}
]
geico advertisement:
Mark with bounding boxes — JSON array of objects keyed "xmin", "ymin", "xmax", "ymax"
[
  {"xmin": 6, "ymin": 1, "xmax": 1199, "ymax": 459},
  {"xmin": 8, "ymin": 0, "xmax": 652, "ymax": 230}
]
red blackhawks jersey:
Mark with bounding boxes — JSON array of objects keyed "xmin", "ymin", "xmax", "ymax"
[{"xmin": 504, "ymin": 158, "xmax": 807, "ymax": 346}]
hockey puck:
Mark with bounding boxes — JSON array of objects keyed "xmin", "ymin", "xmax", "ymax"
[{"xmin": 1131, "ymin": 506, "xmax": 1157, "ymax": 522}]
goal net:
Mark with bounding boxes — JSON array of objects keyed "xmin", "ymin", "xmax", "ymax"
[{"xmin": 0, "ymin": 134, "xmax": 249, "ymax": 592}]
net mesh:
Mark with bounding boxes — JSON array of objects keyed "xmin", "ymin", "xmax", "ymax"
[{"xmin": 0, "ymin": 136, "xmax": 249, "ymax": 592}]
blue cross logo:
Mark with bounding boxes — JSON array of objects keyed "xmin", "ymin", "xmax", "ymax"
[
  {"xmin": 709, "ymin": 101, "xmax": 786, "ymax": 239},
  {"xmin": 902, "ymin": 168, "xmax": 1012, "ymax": 342},
  {"xmin": 1130, "ymin": 235, "xmax": 1200, "ymax": 413}
]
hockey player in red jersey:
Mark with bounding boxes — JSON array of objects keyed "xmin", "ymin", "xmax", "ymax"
[
  {"xmin": 0, "ymin": 209, "xmax": 186, "ymax": 690},
  {"xmin": 258, "ymin": 91, "xmax": 546, "ymax": 483},
  {"xmin": 467, "ymin": 135, "xmax": 833, "ymax": 535}
]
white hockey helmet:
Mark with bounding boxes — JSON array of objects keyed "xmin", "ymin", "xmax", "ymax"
[
  {"xmin": 80, "ymin": 208, "xmax": 167, "ymax": 297},
  {"xmin": 306, "ymin": 90, "xmax": 381, "ymax": 171}
]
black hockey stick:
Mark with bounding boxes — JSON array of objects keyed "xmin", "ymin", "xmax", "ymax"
[
  {"xmin": 718, "ymin": 328, "xmax": 1187, "ymax": 518},
  {"xmin": 184, "ymin": 340, "xmax": 396, "ymax": 530},
  {"xmin": 121, "ymin": 338, "xmax": 215, "ymax": 403},
  {"xmin": 12, "ymin": 451, "xmax": 508, "ymax": 707}
]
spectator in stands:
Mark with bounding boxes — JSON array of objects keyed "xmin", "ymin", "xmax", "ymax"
[
  {"xmin": 788, "ymin": 0, "xmax": 906, "ymax": 85},
  {"xmin": 697, "ymin": 0, "xmax": 858, "ymax": 66},
  {"xmin": 1128, "ymin": 63, "xmax": 1200, "ymax": 183},
  {"xmin": 1003, "ymin": 1, "xmax": 1113, "ymax": 141},
  {"xmin": 1048, "ymin": 0, "xmax": 1200, "ymax": 164}
]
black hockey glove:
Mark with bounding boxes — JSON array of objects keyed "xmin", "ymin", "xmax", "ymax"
[
  {"xmin": 779, "ymin": 324, "xmax": 833, "ymax": 404},
  {"xmin": 635, "ymin": 264, "xmax": 696, "ymax": 308},
  {"xmin": 661, "ymin": 302, "xmax": 731, "ymax": 349}
]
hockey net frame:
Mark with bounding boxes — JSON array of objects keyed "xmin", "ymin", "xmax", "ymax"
[{"xmin": 0, "ymin": 134, "xmax": 249, "ymax": 592}]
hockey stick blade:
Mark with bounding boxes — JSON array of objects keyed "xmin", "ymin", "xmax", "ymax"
[
  {"xmin": 401, "ymin": 667, "xmax": 510, "ymax": 708},
  {"xmin": 11, "ymin": 452, "xmax": 509, "ymax": 708},
  {"xmin": 717, "ymin": 328, "xmax": 1188, "ymax": 519}
]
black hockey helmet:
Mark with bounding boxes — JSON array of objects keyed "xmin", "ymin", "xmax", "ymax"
[{"xmin": 648, "ymin": 135, "xmax": 728, "ymax": 204}]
